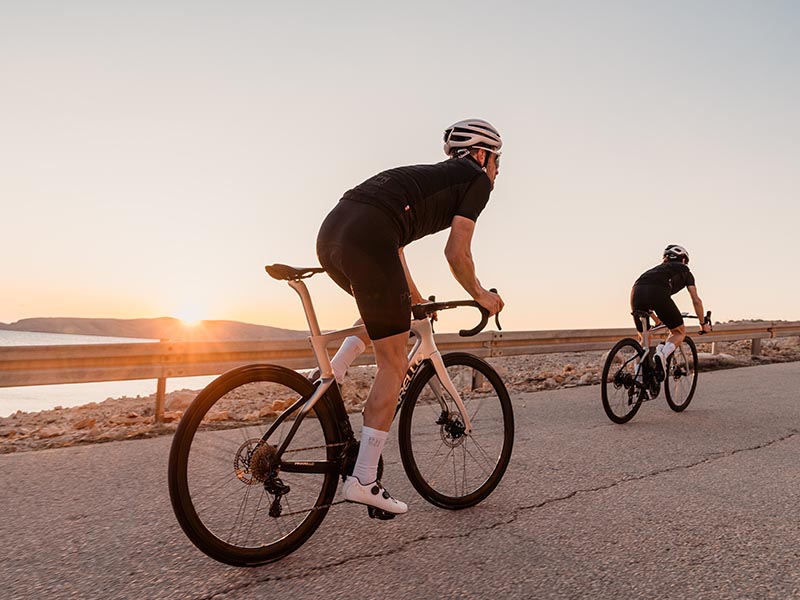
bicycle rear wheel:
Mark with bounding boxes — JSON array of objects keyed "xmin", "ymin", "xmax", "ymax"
[
  {"xmin": 168, "ymin": 364, "xmax": 341, "ymax": 566},
  {"xmin": 601, "ymin": 338, "xmax": 645, "ymax": 424},
  {"xmin": 398, "ymin": 352, "xmax": 514, "ymax": 510},
  {"xmin": 664, "ymin": 337, "xmax": 698, "ymax": 412}
]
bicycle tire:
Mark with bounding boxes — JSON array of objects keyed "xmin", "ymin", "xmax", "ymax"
[
  {"xmin": 398, "ymin": 352, "xmax": 514, "ymax": 510},
  {"xmin": 168, "ymin": 364, "xmax": 341, "ymax": 566},
  {"xmin": 601, "ymin": 338, "xmax": 645, "ymax": 424},
  {"xmin": 664, "ymin": 336, "xmax": 698, "ymax": 412}
]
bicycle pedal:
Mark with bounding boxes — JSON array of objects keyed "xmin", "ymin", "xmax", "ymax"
[{"xmin": 367, "ymin": 506, "xmax": 397, "ymax": 521}]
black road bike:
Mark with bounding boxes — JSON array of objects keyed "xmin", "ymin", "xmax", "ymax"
[{"xmin": 601, "ymin": 310, "xmax": 711, "ymax": 424}]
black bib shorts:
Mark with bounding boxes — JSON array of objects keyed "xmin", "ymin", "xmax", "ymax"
[
  {"xmin": 316, "ymin": 200, "xmax": 411, "ymax": 341},
  {"xmin": 630, "ymin": 284, "xmax": 684, "ymax": 332}
]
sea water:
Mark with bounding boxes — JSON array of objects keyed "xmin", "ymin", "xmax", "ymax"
[{"xmin": 0, "ymin": 331, "xmax": 214, "ymax": 417}]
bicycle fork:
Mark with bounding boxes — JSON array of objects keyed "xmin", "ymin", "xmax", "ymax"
[{"xmin": 407, "ymin": 318, "xmax": 473, "ymax": 435}]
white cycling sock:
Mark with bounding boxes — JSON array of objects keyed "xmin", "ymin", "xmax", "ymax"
[
  {"xmin": 352, "ymin": 425, "xmax": 388, "ymax": 485},
  {"xmin": 331, "ymin": 336, "xmax": 366, "ymax": 383},
  {"xmin": 662, "ymin": 341, "xmax": 676, "ymax": 358}
]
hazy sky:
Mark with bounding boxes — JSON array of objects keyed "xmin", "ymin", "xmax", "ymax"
[{"xmin": 2, "ymin": 1, "xmax": 798, "ymax": 333}]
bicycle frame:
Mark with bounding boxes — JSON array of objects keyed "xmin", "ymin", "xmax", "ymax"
[
  {"xmin": 271, "ymin": 277, "xmax": 474, "ymax": 463},
  {"xmin": 632, "ymin": 311, "xmax": 698, "ymax": 387}
]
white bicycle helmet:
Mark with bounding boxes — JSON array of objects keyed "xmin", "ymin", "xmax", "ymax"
[
  {"xmin": 443, "ymin": 119, "xmax": 502, "ymax": 157},
  {"xmin": 663, "ymin": 244, "xmax": 690, "ymax": 264}
]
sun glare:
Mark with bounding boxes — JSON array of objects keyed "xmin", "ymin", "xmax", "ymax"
[{"xmin": 176, "ymin": 307, "xmax": 206, "ymax": 327}]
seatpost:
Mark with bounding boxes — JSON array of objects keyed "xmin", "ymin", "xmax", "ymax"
[
  {"xmin": 287, "ymin": 280, "xmax": 322, "ymax": 337},
  {"xmin": 287, "ymin": 279, "xmax": 336, "ymax": 378},
  {"xmin": 640, "ymin": 315, "xmax": 649, "ymax": 347}
]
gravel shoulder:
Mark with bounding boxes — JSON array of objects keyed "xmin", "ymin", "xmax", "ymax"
[{"xmin": 1, "ymin": 337, "xmax": 798, "ymax": 454}]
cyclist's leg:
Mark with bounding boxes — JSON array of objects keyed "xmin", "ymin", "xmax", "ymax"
[
  {"xmin": 665, "ymin": 324, "xmax": 686, "ymax": 349},
  {"xmin": 654, "ymin": 298, "xmax": 685, "ymax": 356},
  {"xmin": 317, "ymin": 202, "xmax": 409, "ymax": 513},
  {"xmin": 630, "ymin": 285, "xmax": 648, "ymax": 344},
  {"xmin": 651, "ymin": 297, "xmax": 685, "ymax": 377},
  {"xmin": 344, "ymin": 261, "xmax": 411, "ymax": 513}
]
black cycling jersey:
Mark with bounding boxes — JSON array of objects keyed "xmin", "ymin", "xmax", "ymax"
[
  {"xmin": 633, "ymin": 261, "xmax": 695, "ymax": 295},
  {"xmin": 630, "ymin": 261, "xmax": 696, "ymax": 331},
  {"xmin": 341, "ymin": 156, "xmax": 492, "ymax": 247},
  {"xmin": 317, "ymin": 155, "xmax": 494, "ymax": 341}
]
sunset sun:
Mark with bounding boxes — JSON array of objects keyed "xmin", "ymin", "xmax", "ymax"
[{"xmin": 176, "ymin": 307, "xmax": 206, "ymax": 327}]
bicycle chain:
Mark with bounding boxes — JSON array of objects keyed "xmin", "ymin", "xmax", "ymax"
[{"xmin": 265, "ymin": 439, "xmax": 354, "ymax": 518}]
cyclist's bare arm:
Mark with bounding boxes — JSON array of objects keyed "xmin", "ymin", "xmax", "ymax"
[
  {"xmin": 687, "ymin": 285, "xmax": 711, "ymax": 333},
  {"xmin": 444, "ymin": 216, "xmax": 504, "ymax": 315},
  {"xmin": 398, "ymin": 247, "xmax": 426, "ymax": 305}
]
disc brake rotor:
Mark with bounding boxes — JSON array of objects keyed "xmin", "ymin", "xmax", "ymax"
[{"xmin": 234, "ymin": 438, "xmax": 279, "ymax": 485}]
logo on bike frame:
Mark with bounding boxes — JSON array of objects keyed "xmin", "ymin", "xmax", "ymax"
[{"xmin": 398, "ymin": 354, "xmax": 426, "ymax": 402}]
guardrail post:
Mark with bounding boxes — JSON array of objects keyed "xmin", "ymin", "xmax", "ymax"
[
  {"xmin": 751, "ymin": 338, "xmax": 762, "ymax": 356},
  {"xmin": 155, "ymin": 377, "xmax": 166, "ymax": 423},
  {"xmin": 711, "ymin": 342, "xmax": 719, "ymax": 355}
]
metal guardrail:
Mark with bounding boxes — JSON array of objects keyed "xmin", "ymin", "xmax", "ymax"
[{"xmin": 1, "ymin": 321, "xmax": 797, "ymax": 420}]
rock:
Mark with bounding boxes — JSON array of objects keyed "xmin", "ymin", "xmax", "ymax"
[
  {"xmin": 36, "ymin": 426, "xmax": 64, "ymax": 439},
  {"xmin": 160, "ymin": 411, "xmax": 183, "ymax": 423},
  {"xmin": 166, "ymin": 391, "xmax": 196, "ymax": 411},
  {"xmin": 493, "ymin": 365, "xmax": 510, "ymax": 378},
  {"xmin": 72, "ymin": 418, "xmax": 97, "ymax": 430}
]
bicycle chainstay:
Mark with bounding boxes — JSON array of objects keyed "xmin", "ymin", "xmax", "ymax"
[{"xmin": 265, "ymin": 435, "xmax": 358, "ymax": 518}]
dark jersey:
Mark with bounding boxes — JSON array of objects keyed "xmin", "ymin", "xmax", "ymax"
[
  {"xmin": 340, "ymin": 156, "xmax": 492, "ymax": 247},
  {"xmin": 633, "ymin": 261, "xmax": 696, "ymax": 295}
]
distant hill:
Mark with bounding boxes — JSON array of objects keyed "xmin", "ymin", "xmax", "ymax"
[{"xmin": 0, "ymin": 317, "xmax": 309, "ymax": 341}]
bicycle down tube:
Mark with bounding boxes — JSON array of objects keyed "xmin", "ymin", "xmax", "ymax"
[{"xmin": 273, "ymin": 277, "xmax": 476, "ymax": 464}]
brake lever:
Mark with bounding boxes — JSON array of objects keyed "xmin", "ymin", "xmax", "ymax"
[
  {"xmin": 428, "ymin": 295, "xmax": 436, "ymax": 333},
  {"xmin": 699, "ymin": 310, "xmax": 712, "ymax": 335},
  {"xmin": 489, "ymin": 288, "xmax": 502, "ymax": 331}
]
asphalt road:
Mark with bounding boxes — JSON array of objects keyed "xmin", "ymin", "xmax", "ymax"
[{"xmin": 1, "ymin": 361, "xmax": 799, "ymax": 600}]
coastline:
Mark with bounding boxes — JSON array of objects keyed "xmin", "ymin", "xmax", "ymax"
[{"xmin": 1, "ymin": 337, "xmax": 798, "ymax": 455}]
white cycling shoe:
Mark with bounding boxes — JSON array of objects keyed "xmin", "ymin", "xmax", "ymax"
[{"xmin": 342, "ymin": 476, "xmax": 408, "ymax": 515}]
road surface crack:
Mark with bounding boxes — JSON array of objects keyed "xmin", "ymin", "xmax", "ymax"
[{"xmin": 520, "ymin": 428, "xmax": 800, "ymax": 513}]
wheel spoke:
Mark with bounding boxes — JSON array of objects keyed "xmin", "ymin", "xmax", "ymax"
[
  {"xmin": 169, "ymin": 366, "xmax": 340, "ymax": 566},
  {"xmin": 602, "ymin": 339, "xmax": 644, "ymax": 423},
  {"xmin": 665, "ymin": 338, "xmax": 698, "ymax": 412},
  {"xmin": 399, "ymin": 353, "xmax": 513, "ymax": 509}
]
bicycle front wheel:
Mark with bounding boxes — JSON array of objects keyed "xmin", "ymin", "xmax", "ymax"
[
  {"xmin": 168, "ymin": 364, "xmax": 341, "ymax": 566},
  {"xmin": 664, "ymin": 337, "xmax": 698, "ymax": 412},
  {"xmin": 601, "ymin": 338, "xmax": 645, "ymax": 424},
  {"xmin": 398, "ymin": 352, "xmax": 514, "ymax": 510}
]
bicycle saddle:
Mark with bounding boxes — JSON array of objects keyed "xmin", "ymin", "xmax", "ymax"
[{"xmin": 265, "ymin": 264, "xmax": 326, "ymax": 281}]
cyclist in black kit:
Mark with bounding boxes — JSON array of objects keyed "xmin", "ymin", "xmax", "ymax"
[
  {"xmin": 316, "ymin": 119, "xmax": 505, "ymax": 514},
  {"xmin": 631, "ymin": 245, "xmax": 711, "ymax": 380}
]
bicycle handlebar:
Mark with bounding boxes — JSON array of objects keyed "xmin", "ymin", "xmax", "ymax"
[
  {"xmin": 683, "ymin": 310, "xmax": 713, "ymax": 334},
  {"xmin": 411, "ymin": 288, "xmax": 502, "ymax": 337}
]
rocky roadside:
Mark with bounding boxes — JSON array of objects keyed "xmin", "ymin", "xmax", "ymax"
[{"xmin": 1, "ymin": 337, "xmax": 798, "ymax": 455}]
